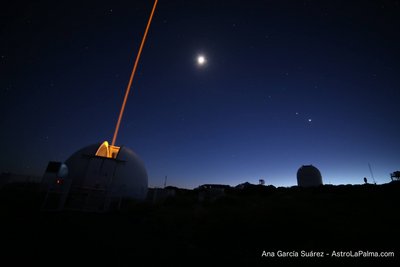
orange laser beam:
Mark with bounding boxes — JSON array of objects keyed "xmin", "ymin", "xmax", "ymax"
[{"xmin": 112, "ymin": 0, "xmax": 158, "ymax": 146}]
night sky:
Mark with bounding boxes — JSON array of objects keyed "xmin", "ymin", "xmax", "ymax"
[{"xmin": 1, "ymin": 0, "xmax": 399, "ymax": 189}]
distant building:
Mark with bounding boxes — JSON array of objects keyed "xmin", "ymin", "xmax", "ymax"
[
  {"xmin": 147, "ymin": 187, "xmax": 176, "ymax": 203},
  {"xmin": 0, "ymin": 172, "xmax": 41, "ymax": 188},
  {"xmin": 235, "ymin": 182, "xmax": 254, "ymax": 189},
  {"xmin": 297, "ymin": 165, "xmax": 323, "ymax": 187},
  {"xmin": 197, "ymin": 184, "xmax": 230, "ymax": 202},
  {"xmin": 390, "ymin": 171, "xmax": 400, "ymax": 182}
]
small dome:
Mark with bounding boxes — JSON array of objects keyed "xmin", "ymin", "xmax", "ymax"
[
  {"xmin": 297, "ymin": 165, "xmax": 323, "ymax": 187},
  {"xmin": 65, "ymin": 143, "xmax": 148, "ymax": 200}
]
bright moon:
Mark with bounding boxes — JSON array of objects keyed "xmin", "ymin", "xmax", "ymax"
[{"xmin": 197, "ymin": 55, "xmax": 206, "ymax": 66}]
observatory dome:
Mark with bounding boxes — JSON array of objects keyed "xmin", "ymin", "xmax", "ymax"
[
  {"xmin": 297, "ymin": 165, "xmax": 323, "ymax": 187},
  {"xmin": 65, "ymin": 142, "xmax": 148, "ymax": 200}
]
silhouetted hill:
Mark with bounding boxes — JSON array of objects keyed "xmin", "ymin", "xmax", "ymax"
[{"xmin": 1, "ymin": 183, "xmax": 399, "ymax": 266}]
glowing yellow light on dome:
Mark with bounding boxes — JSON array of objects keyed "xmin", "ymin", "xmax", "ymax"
[{"xmin": 95, "ymin": 141, "xmax": 120, "ymax": 159}]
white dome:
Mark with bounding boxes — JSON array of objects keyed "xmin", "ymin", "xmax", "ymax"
[
  {"xmin": 297, "ymin": 165, "xmax": 323, "ymax": 187},
  {"xmin": 65, "ymin": 143, "xmax": 148, "ymax": 200}
]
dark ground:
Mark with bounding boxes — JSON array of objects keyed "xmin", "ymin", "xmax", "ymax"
[{"xmin": 1, "ymin": 182, "xmax": 399, "ymax": 266}]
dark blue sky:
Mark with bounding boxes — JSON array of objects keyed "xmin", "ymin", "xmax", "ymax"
[{"xmin": 1, "ymin": 0, "xmax": 399, "ymax": 188}]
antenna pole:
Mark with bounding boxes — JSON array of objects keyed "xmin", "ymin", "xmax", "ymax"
[
  {"xmin": 368, "ymin": 163, "xmax": 376, "ymax": 184},
  {"xmin": 111, "ymin": 0, "xmax": 158, "ymax": 146}
]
